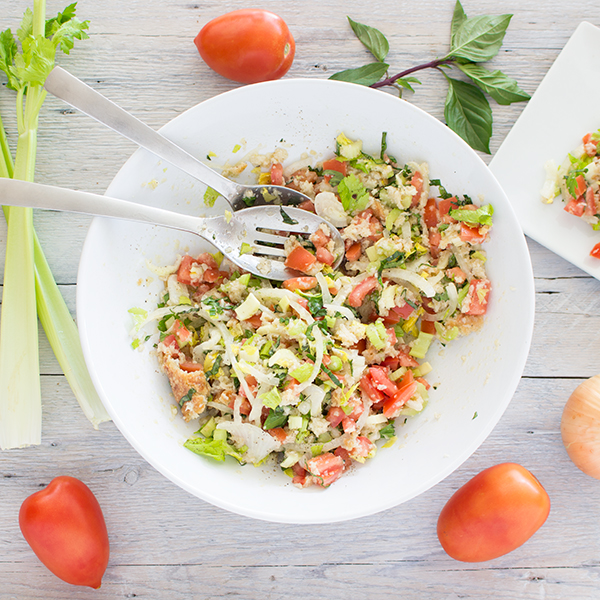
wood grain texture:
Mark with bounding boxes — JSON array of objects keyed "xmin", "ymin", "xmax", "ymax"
[{"xmin": 2, "ymin": 1, "xmax": 600, "ymax": 598}]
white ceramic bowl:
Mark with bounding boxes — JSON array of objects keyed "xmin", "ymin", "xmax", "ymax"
[{"xmin": 77, "ymin": 79, "xmax": 534, "ymax": 524}]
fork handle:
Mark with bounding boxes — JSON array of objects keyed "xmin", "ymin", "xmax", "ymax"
[
  {"xmin": 0, "ymin": 178, "xmax": 209, "ymax": 237},
  {"xmin": 44, "ymin": 67, "xmax": 240, "ymax": 206}
]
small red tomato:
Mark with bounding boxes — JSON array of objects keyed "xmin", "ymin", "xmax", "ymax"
[
  {"xmin": 437, "ymin": 463, "xmax": 550, "ymax": 562},
  {"xmin": 590, "ymin": 242, "xmax": 600, "ymax": 259},
  {"xmin": 19, "ymin": 476, "xmax": 110, "ymax": 588},
  {"xmin": 194, "ymin": 9, "xmax": 295, "ymax": 84}
]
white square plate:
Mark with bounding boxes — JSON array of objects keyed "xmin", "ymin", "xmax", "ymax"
[{"xmin": 489, "ymin": 21, "xmax": 600, "ymax": 278}]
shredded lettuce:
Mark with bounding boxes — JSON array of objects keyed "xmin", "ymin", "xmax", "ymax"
[
  {"xmin": 338, "ymin": 173, "xmax": 370, "ymax": 214},
  {"xmin": 449, "ymin": 203, "xmax": 493, "ymax": 227},
  {"xmin": 184, "ymin": 436, "xmax": 244, "ymax": 462}
]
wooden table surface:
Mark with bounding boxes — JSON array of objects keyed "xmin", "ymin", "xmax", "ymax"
[{"xmin": 2, "ymin": 1, "xmax": 600, "ymax": 598}]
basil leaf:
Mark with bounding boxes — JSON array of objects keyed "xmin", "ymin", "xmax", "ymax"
[
  {"xmin": 279, "ymin": 206, "xmax": 298, "ymax": 225},
  {"xmin": 263, "ymin": 406, "xmax": 288, "ymax": 430},
  {"xmin": 444, "ymin": 76, "xmax": 492, "ymax": 154},
  {"xmin": 347, "ymin": 17, "xmax": 389, "ymax": 62},
  {"xmin": 395, "ymin": 76, "xmax": 421, "ymax": 94},
  {"xmin": 457, "ymin": 63, "xmax": 530, "ymax": 105},
  {"xmin": 450, "ymin": 0, "xmax": 468, "ymax": 47},
  {"xmin": 329, "ymin": 62, "xmax": 389, "ymax": 86},
  {"xmin": 448, "ymin": 12, "xmax": 512, "ymax": 63}
]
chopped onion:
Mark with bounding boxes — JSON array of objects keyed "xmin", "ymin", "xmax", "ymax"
[
  {"xmin": 216, "ymin": 422, "xmax": 281, "ymax": 464},
  {"xmin": 316, "ymin": 272, "xmax": 332, "ymax": 304},
  {"xmin": 323, "ymin": 303, "xmax": 355, "ymax": 320},
  {"xmin": 383, "ymin": 268, "xmax": 437, "ymax": 297}
]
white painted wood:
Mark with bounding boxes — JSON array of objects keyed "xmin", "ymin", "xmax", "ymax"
[{"xmin": 2, "ymin": 1, "xmax": 600, "ymax": 598}]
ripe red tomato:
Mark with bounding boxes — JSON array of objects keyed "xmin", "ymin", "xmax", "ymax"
[
  {"xmin": 19, "ymin": 476, "xmax": 109, "ymax": 588},
  {"xmin": 194, "ymin": 9, "xmax": 295, "ymax": 84},
  {"xmin": 437, "ymin": 463, "xmax": 550, "ymax": 562}
]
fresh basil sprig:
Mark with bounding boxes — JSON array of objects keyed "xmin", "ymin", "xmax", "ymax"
[{"xmin": 329, "ymin": 0, "xmax": 530, "ymax": 154}]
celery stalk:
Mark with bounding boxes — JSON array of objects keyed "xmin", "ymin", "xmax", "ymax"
[{"xmin": 0, "ymin": 1, "xmax": 99, "ymax": 449}]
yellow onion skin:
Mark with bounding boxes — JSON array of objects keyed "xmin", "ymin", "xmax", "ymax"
[{"xmin": 561, "ymin": 374, "xmax": 600, "ymax": 479}]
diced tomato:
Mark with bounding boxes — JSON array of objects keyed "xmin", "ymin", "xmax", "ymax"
[
  {"xmin": 244, "ymin": 314, "xmax": 263, "ymax": 328},
  {"xmin": 326, "ymin": 407, "xmax": 346, "ymax": 428},
  {"xmin": 421, "ymin": 319, "xmax": 436, "ymax": 335},
  {"xmin": 424, "ymin": 198, "xmax": 439, "ymax": 228},
  {"xmin": 564, "ymin": 197, "xmax": 586, "ymax": 217},
  {"xmin": 282, "ymin": 276, "xmax": 318, "ymax": 292},
  {"xmin": 446, "ymin": 266, "xmax": 467, "ymax": 284},
  {"xmin": 345, "ymin": 241, "xmax": 362, "ymax": 262},
  {"xmin": 583, "ymin": 133, "xmax": 598, "ymax": 156},
  {"xmin": 464, "ymin": 278, "xmax": 491, "ymax": 315},
  {"xmin": 460, "ymin": 222, "xmax": 487, "ymax": 244},
  {"xmin": 322, "ymin": 158, "xmax": 348, "ymax": 179},
  {"xmin": 429, "ymin": 228, "xmax": 441, "ymax": 258},
  {"xmin": 387, "ymin": 327, "xmax": 397, "ymax": 346},
  {"xmin": 306, "ymin": 453, "xmax": 345, "ymax": 487},
  {"xmin": 383, "ymin": 381, "xmax": 418, "ymax": 418},
  {"xmin": 368, "ymin": 366, "xmax": 398, "ymax": 397},
  {"xmin": 310, "ymin": 228, "xmax": 331, "ymax": 248},
  {"xmin": 284, "ymin": 246, "xmax": 317, "ymax": 273},
  {"xmin": 346, "ymin": 397, "xmax": 364, "ymax": 421},
  {"xmin": 267, "ymin": 427, "xmax": 287, "ymax": 443},
  {"xmin": 171, "ymin": 319, "xmax": 192, "ymax": 345},
  {"xmin": 162, "ymin": 334, "xmax": 178, "ymax": 351},
  {"xmin": 360, "ymin": 374, "xmax": 384, "ymax": 403},
  {"xmin": 291, "ymin": 462, "xmax": 308, "ymax": 486},
  {"xmin": 395, "ymin": 302, "xmax": 415, "ymax": 319},
  {"xmin": 197, "ymin": 252, "xmax": 219, "ymax": 269},
  {"xmin": 583, "ymin": 132, "xmax": 593, "ymax": 144},
  {"xmin": 293, "ymin": 296, "xmax": 309, "ymax": 311},
  {"xmin": 590, "ymin": 243, "xmax": 600, "ymax": 259},
  {"xmin": 270, "ymin": 162, "xmax": 284, "ymax": 186},
  {"xmin": 438, "ymin": 197, "xmax": 453, "ymax": 215},
  {"xmin": 245, "ymin": 375, "xmax": 258, "ymax": 387},
  {"xmin": 573, "ymin": 174, "xmax": 587, "ymax": 199},
  {"xmin": 347, "ymin": 276, "xmax": 378, "ymax": 308},
  {"xmin": 316, "ymin": 246, "xmax": 335, "ymax": 265},
  {"xmin": 204, "ymin": 268, "xmax": 226, "ymax": 283},
  {"xmin": 177, "ymin": 255, "xmax": 197, "ymax": 285},
  {"xmin": 334, "ymin": 447, "xmax": 352, "ymax": 468},
  {"xmin": 342, "ymin": 416, "xmax": 356, "ymax": 433},
  {"xmin": 180, "ymin": 361, "xmax": 203, "ymax": 372},
  {"xmin": 351, "ymin": 436, "xmax": 376, "ymax": 459},
  {"xmin": 585, "ymin": 186, "xmax": 597, "ymax": 216},
  {"xmin": 410, "ymin": 171, "xmax": 423, "ymax": 206},
  {"xmin": 397, "ymin": 348, "xmax": 419, "ymax": 368},
  {"xmin": 229, "ymin": 396, "xmax": 252, "ymax": 416},
  {"xmin": 298, "ymin": 200, "xmax": 316, "ymax": 213}
]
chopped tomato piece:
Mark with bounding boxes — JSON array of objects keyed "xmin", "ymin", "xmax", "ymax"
[
  {"xmin": 345, "ymin": 241, "xmax": 362, "ymax": 262},
  {"xmin": 244, "ymin": 314, "xmax": 263, "ymax": 328},
  {"xmin": 326, "ymin": 407, "xmax": 346, "ymax": 428},
  {"xmin": 334, "ymin": 447, "xmax": 352, "ymax": 468},
  {"xmin": 410, "ymin": 171, "xmax": 423, "ymax": 207},
  {"xmin": 342, "ymin": 416, "xmax": 356, "ymax": 433},
  {"xmin": 172, "ymin": 319, "xmax": 192, "ymax": 345},
  {"xmin": 282, "ymin": 276, "xmax": 318, "ymax": 292},
  {"xmin": 446, "ymin": 266, "xmax": 467, "ymax": 284},
  {"xmin": 416, "ymin": 376, "xmax": 431, "ymax": 390},
  {"xmin": 351, "ymin": 436, "xmax": 376, "ymax": 459},
  {"xmin": 162, "ymin": 334, "xmax": 178, "ymax": 350},
  {"xmin": 347, "ymin": 276, "xmax": 378, "ymax": 308},
  {"xmin": 291, "ymin": 462, "xmax": 308, "ymax": 487},
  {"xmin": 176, "ymin": 255, "xmax": 198, "ymax": 285},
  {"xmin": 270, "ymin": 162, "xmax": 284, "ymax": 186},
  {"xmin": 591, "ymin": 243, "xmax": 600, "ymax": 259},
  {"xmin": 369, "ymin": 366, "xmax": 398, "ymax": 397},
  {"xmin": 460, "ymin": 222, "xmax": 487, "ymax": 244},
  {"xmin": 306, "ymin": 453, "xmax": 345, "ymax": 487},
  {"xmin": 564, "ymin": 197, "xmax": 585, "ymax": 217},
  {"xmin": 464, "ymin": 278, "xmax": 491, "ymax": 315},
  {"xmin": 424, "ymin": 198, "xmax": 439, "ymax": 228},
  {"xmin": 284, "ymin": 246, "xmax": 317, "ymax": 273},
  {"xmin": 203, "ymin": 267, "xmax": 226, "ymax": 283},
  {"xmin": 360, "ymin": 374, "xmax": 384, "ymax": 403},
  {"xmin": 438, "ymin": 197, "xmax": 453, "ymax": 215},
  {"xmin": 180, "ymin": 361, "xmax": 202, "ymax": 372},
  {"xmin": 267, "ymin": 427, "xmax": 287, "ymax": 443},
  {"xmin": 429, "ymin": 228, "xmax": 441, "ymax": 258},
  {"xmin": 346, "ymin": 397, "xmax": 364, "ymax": 421},
  {"xmin": 573, "ymin": 174, "xmax": 587, "ymax": 199},
  {"xmin": 298, "ymin": 200, "xmax": 316, "ymax": 212},
  {"xmin": 421, "ymin": 319, "xmax": 436, "ymax": 335},
  {"xmin": 585, "ymin": 186, "xmax": 597, "ymax": 216},
  {"xmin": 383, "ymin": 381, "xmax": 418, "ymax": 419},
  {"xmin": 322, "ymin": 158, "xmax": 348, "ymax": 177},
  {"xmin": 316, "ymin": 246, "xmax": 335, "ymax": 265},
  {"xmin": 397, "ymin": 348, "xmax": 419, "ymax": 368},
  {"xmin": 310, "ymin": 228, "xmax": 331, "ymax": 248}
]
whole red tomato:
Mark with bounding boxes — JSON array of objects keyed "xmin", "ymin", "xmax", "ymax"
[
  {"xmin": 19, "ymin": 476, "xmax": 110, "ymax": 588},
  {"xmin": 194, "ymin": 9, "xmax": 295, "ymax": 84},
  {"xmin": 437, "ymin": 463, "xmax": 550, "ymax": 562}
]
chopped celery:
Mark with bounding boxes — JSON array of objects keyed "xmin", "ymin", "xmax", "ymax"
[
  {"xmin": 260, "ymin": 388, "xmax": 282, "ymax": 409},
  {"xmin": 289, "ymin": 363, "xmax": 313, "ymax": 383},
  {"xmin": 213, "ymin": 428, "xmax": 228, "ymax": 441},
  {"xmin": 410, "ymin": 331, "xmax": 434, "ymax": 358}
]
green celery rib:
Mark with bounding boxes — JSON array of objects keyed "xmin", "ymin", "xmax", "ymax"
[
  {"xmin": 0, "ymin": 205, "xmax": 41, "ymax": 449},
  {"xmin": 33, "ymin": 228, "xmax": 111, "ymax": 427}
]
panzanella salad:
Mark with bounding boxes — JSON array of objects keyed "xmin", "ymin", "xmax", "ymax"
[
  {"xmin": 541, "ymin": 128, "xmax": 600, "ymax": 258},
  {"xmin": 130, "ymin": 133, "xmax": 493, "ymax": 488}
]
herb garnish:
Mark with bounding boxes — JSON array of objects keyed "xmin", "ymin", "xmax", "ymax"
[{"xmin": 329, "ymin": 1, "xmax": 530, "ymax": 153}]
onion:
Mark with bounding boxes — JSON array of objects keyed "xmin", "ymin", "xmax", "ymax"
[{"xmin": 561, "ymin": 375, "xmax": 600, "ymax": 479}]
